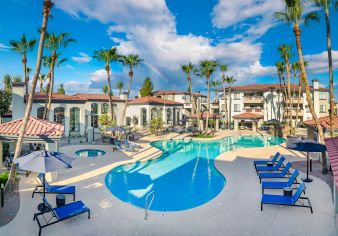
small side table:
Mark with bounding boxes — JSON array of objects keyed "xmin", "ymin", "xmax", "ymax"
[
  {"xmin": 56, "ymin": 194, "xmax": 66, "ymax": 207},
  {"xmin": 267, "ymin": 163, "xmax": 274, "ymax": 167},
  {"xmin": 283, "ymin": 187, "xmax": 293, "ymax": 196}
]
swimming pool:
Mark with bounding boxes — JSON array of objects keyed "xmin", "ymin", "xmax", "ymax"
[
  {"xmin": 105, "ymin": 135, "xmax": 284, "ymax": 211},
  {"xmin": 75, "ymin": 149, "xmax": 106, "ymax": 158}
]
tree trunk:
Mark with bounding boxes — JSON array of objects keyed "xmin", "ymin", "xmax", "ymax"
[
  {"xmin": 45, "ymin": 53, "xmax": 56, "ymax": 120},
  {"xmin": 293, "ymin": 24, "xmax": 328, "ymax": 174},
  {"xmin": 325, "ymin": 8, "xmax": 334, "ymax": 138},
  {"xmin": 23, "ymin": 59, "xmax": 28, "ymax": 96},
  {"xmin": 295, "ymin": 78, "xmax": 302, "ymax": 127},
  {"xmin": 223, "ymin": 85, "xmax": 228, "ymax": 128},
  {"xmin": 40, "ymin": 80, "xmax": 43, "ymax": 93},
  {"xmin": 188, "ymin": 78, "xmax": 200, "ymax": 130},
  {"xmin": 43, "ymin": 72, "xmax": 51, "ymax": 119},
  {"xmin": 277, "ymin": 72, "xmax": 286, "ymax": 122},
  {"xmin": 205, "ymin": 77, "xmax": 210, "ymax": 134},
  {"xmin": 285, "ymin": 57, "xmax": 292, "ymax": 133},
  {"xmin": 228, "ymin": 87, "xmax": 231, "ymax": 130},
  {"xmin": 121, "ymin": 70, "xmax": 133, "ymax": 126},
  {"xmin": 8, "ymin": 0, "xmax": 51, "ymax": 190},
  {"xmin": 106, "ymin": 66, "xmax": 115, "ymax": 122}
]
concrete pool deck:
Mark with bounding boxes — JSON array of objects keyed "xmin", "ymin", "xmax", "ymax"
[{"xmin": 0, "ymin": 132, "xmax": 336, "ymax": 236}]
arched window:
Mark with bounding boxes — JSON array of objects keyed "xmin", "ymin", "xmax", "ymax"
[
  {"xmin": 141, "ymin": 108, "xmax": 147, "ymax": 126},
  {"xmin": 91, "ymin": 103, "xmax": 99, "ymax": 128},
  {"xmin": 101, "ymin": 103, "xmax": 108, "ymax": 114},
  {"xmin": 70, "ymin": 107, "xmax": 80, "ymax": 132},
  {"xmin": 151, "ymin": 108, "xmax": 157, "ymax": 120},
  {"xmin": 54, "ymin": 107, "xmax": 65, "ymax": 124},
  {"xmin": 37, "ymin": 107, "xmax": 45, "ymax": 119},
  {"xmin": 166, "ymin": 108, "xmax": 172, "ymax": 124}
]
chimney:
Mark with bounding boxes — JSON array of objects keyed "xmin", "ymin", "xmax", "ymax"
[
  {"xmin": 12, "ymin": 82, "xmax": 25, "ymax": 120},
  {"xmin": 312, "ymin": 79, "xmax": 319, "ymax": 89},
  {"xmin": 119, "ymin": 92, "xmax": 128, "ymax": 100}
]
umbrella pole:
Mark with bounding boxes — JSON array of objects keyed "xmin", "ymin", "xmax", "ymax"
[
  {"xmin": 43, "ymin": 173, "xmax": 46, "ymax": 198},
  {"xmin": 302, "ymin": 152, "xmax": 313, "ymax": 183}
]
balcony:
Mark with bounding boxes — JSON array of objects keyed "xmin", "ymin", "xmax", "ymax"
[
  {"xmin": 285, "ymin": 97, "xmax": 303, "ymax": 104},
  {"xmin": 243, "ymin": 96, "xmax": 264, "ymax": 104},
  {"xmin": 243, "ymin": 108, "xmax": 264, "ymax": 115},
  {"xmin": 284, "ymin": 109, "xmax": 304, "ymax": 116}
]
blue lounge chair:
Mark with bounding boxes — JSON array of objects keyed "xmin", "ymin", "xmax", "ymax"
[
  {"xmin": 32, "ymin": 174, "xmax": 76, "ymax": 201},
  {"xmin": 261, "ymin": 182, "xmax": 312, "ymax": 213},
  {"xmin": 255, "ymin": 156, "xmax": 285, "ymax": 172},
  {"xmin": 254, "ymin": 152, "xmax": 280, "ymax": 166},
  {"xmin": 122, "ymin": 139, "xmax": 142, "ymax": 149},
  {"xmin": 34, "ymin": 197, "xmax": 90, "ymax": 236},
  {"xmin": 258, "ymin": 162, "xmax": 292, "ymax": 183},
  {"xmin": 115, "ymin": 141, "xmax": 136, "ymax": 152},
  {"xmin": 261, "ymin": 169, "xmax": 299, "ymax": 193}
]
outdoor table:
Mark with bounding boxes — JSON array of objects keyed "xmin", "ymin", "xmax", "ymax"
[
  {"xmin": 56, "ymin": 194, "xmax": 66, "ymax": 207},
  {"xmin": 283, "ymin": 187, "xmax": 293, "ymax": 196}
]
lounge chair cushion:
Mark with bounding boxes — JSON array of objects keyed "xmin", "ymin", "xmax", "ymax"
[
  {"xmin": 254, "ymin": 152, "xmax": 280, "ymax": 165},
  {"xmin": 261, "ymin": 194, "xmax": 294, "ymax": 205},
  {"xmin": 47, "ymin": 185, "xmax": 75, "ymax": 194},
  {"xmin": 259, "ymin": 162, "xmax": 292, "ymax": 179},
  {"xmin": 53, "ymin": 201, "xmax": 89, "ymax": 221}
]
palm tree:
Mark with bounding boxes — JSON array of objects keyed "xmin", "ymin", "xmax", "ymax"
[
  {"xmin": 211, "ymin": 80, "xmax": 222, "ymax": 105},
  {"xmin": 12, "ymin": 75, "xmax": 23, "ymax": 83},
  {"xmin": 39, "ymin": 74, "xmax": 47, "ymax": 93},
  {"xmin": 278, "ymin": 44, "xmax": 293, "ymax": 131},
  {"xmin": 295, "ymin": 61, "xmax": 308, "ymax": 127},
  {"xmin": 26, "ymin": 66, "xmax": 32, "ymax": 92},
  {"xmin": 10, "ymin": 0, "xmax": 53, "ymax": 189},
  {"xmin": 44, "ymin": 32, "xmax": 75, "ymax": 120},
  {"xmin": 103, "ymin": 85, "xmax": 109, "ymax": 95},
  {"xmin": 275, "ymin": 0, "xmax": 327, "ymax": 173},
  {"xmin": 3, "ymin": 74, "xmax": 12, "ymax": 94},
  {"xmin": 93, "ymin": 48, "xmax": 120, "ymax": 122},
  {"xmin": 225, "ymin": 76, "xmax": 236, "ymax": 130},
  {"xmin": 196, "ymin": 60, "xmax": 218, "ymax": 134},
  {"xmin": 219, "ymin": 64, "xmax": 228, "ymax": 126},
  {"xmin": 182, "ymin": 62, "xmax": 201, "ymax": 129},
  {"xmin": 310, "ymin": 0, "xmax": 335, "ymax": 137},
  {"xmin": 116, "ymin": 80, "xmax": 124, "ymax": 95},
  {"xmin": 119, "ymin": 54, "xmax": 143, "ymax": 125},
  {"xmin": 9, "ymin": 33, "xmax": 37, "ymax": 96},
  {"xmin": 276, "ymin": 61, "xmax": 287, "ymax": 122}
]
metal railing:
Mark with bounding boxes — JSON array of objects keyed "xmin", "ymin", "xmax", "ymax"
[{"xmin": 144, "ymin": 191, "xmax": 155, "ymax": 220}]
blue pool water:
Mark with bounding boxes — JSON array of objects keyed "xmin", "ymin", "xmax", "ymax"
[
  {"xmin": 75, "ymin": 149, "xmax": 106, "ymax": 158},
  {"xmin": 105, "ymin": 135, "xmax": 284, "ymax": 211}
]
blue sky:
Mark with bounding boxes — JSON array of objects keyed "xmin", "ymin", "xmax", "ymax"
[{"xmin": 0, "ymin": 0, "xmax": 337, "ymax": 96}]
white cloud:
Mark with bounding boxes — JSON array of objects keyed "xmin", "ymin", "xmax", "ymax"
[
  {"xmin": 65, "ymin": 64, "xmax": 75, "ymax": 70},
  {"xmin": 71, "ymin": 52, "xmax": 92, "ymax": 63},
  {"xmin": 304, "ymin": 50, "xmax": 338, "ymax": 74},
  {"xmin": 0, "ymin": 43, "xmax": 10, "ymax": 51},
  {"xmin": 55, "ymin": 0, "xmax": 274, "ymax": 91}
]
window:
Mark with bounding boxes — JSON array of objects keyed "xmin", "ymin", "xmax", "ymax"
[
  {"xmin": 234, "ymin": 93, "xmax": 240, "ymax": 100},
  {"xmin": 166, "ymin": 108, "xmax": 172, "ymax": 124},
  {"xmin": 151, "ymin": 108, "xmax": 157, "ymax": 120},
  {"xmin": 126, "ymin": 117, "xmax": 131, "ymax": 126},
  {"xmin": 234, "ymin": 104, "xmax": 241, "ymax": 112},
  {"xmin": 133, "ymin": 116, "xmax": 139, "ymax": 125},
  {"xmin": 101, "ymin": 103, "xmax": 109, "ymax": 114},
  {"xmin": 91, "ymin": 103, "xmax": 99, "ymax": 128},
  {"xmin": 91, "ymin": 103, "xmax": 98, "ymax": 114},
  {"xmin": 54, "ymin": 107, "xmax": 65, "ymax": 124},
  {"xmin": 70, "ymin": 107, "xmax": 80, "ymax": 132},
  {"xmin": 319, "ymin": 92, "xmax": 326, "ymax": 100},
  {"xmin": 320, "ymin": 105, "xmax": 326, "ymax": 113},
  {"xmin": 141, "ymin": 108, "xmax": 147, "ymax": 126},
  {"xmin": 37, "ymin": 107, "xmax": 45, "ymax": 119}
]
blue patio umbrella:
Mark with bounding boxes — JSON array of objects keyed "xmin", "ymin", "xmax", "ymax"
[
  {"xmin": 14, "ymin": 150, "xmax": 76, "ymax": 197},
  {"xmin": 288, "ymin": 139, "xmax": 327, "ymax": 182}
]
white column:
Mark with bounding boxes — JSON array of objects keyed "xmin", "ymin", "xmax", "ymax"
[{"xmin": 234, "ymin": 119, "xmax": 238, "ymax": 131}]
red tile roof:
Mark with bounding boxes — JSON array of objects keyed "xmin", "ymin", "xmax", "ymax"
[
  {"xmin": 219, "ymin": 84, "xmax": 328, "ymax": 92},
  {"xmin": 153, "ymin": 90, "xmax": 206, "ymax": 97},
  {"xmin": 233, "ymin": 112, "xmax": 264, "ymax": 119},
  {"xmin": 73, "ymin": 93, "xmax": 123, "ymax": 101},
  {"xmin": 32, "ymin": 93, "xmax": 86, "ymax": 102},
  {"xmin": 324, "ymin": 137, "xmax": 338, "ymax": 188},
  {"xmin": 304, "ymin": 116, "xmax": 338, "ymax": 129},
  {"xmin": 188, "ymin": 113, "xmax": 220, "ymax": 119},
  {"xmin": 0, "ymin": 117, "xmax": 64, "ymax": 137},
  {"xmin": 128, "ymin": 96, "xmax": 183, "ymax": 105}
]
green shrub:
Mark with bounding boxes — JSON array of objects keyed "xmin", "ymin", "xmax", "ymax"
[
  {"xmin": 150, "ymin": 117, "xmax": 164, "ymax": 133},
  {"xmin": 0, "ymin": 172, "xmax": 9, "ymax": 185}
]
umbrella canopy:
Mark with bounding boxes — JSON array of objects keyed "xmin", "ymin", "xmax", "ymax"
[
  {"xmin": 106, "ymin": 126, "xmax": 126, "ymax": 133},
  {"xmin": 289, "ymin": 139, "xmax": 327, "ymax": 153},
  {"xmin": 14, "ymin": 150, "xmax": 75, "ymax": 173}
]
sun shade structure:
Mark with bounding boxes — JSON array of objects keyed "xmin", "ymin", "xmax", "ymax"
[{"xmin": 14, "ymin": 150, "xmax": 75, "ymax": 197}]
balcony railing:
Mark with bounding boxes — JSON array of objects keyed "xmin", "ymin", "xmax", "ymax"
[
  {"xmin": 243, "ymin": 96, "xmax": 264, "ymax": 103},
  {"xmin": 243, "ymin": 108, "xmax": 264, "ymax": 115}
]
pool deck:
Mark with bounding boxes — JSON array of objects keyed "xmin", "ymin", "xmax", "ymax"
[{"xmin": 0, "ymin": 130, "xmax": 336, "ymax": 236}]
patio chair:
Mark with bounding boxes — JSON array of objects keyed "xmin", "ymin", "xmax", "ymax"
[
  {"xmin": 253, "ymin": 152, "xmax": 280, "ymax": 167},
  {"xmin": 255, "ymin": 156, "xmax": 285, "ymax": 172},
  {"xmin": 261, "ymin": 182, "xmax": 312, "ymax": 213},
  {"xmin": 121, "ymin": 139, "xmax": 142, "ymax": 149},
  {"xmin": 115, "ymin": 141, "xmax": 136, "ymax": 153},
  {"xmin": 261, "ymin": 169, "xmax": 299, "ymax": 193},
  {"xmin": 33, "ymin": 197, "xmax": 90, "ymax": 236},
  {"xmin": 32, "ymin": 174, "xmax": 76, "ymax": 201},
  {"xmin": 258, "ymin": 162, "xmax": 292, "ymax": 183}
]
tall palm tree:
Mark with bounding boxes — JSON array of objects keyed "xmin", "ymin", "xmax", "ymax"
[
  {"xmin": 225, "ymin": 76, "xmax": 236, "ymax": 130},
  {"xmin": 44, "ymin": 32, "xmax": 75, "ymax": 120},
  {"xmin": 93, "ymin": 48, "xmax": 120, "ymax": 122},
  {"xmin": 219, "ymin": 64, "xmax": 228, "ymax": 126},
  {"xmin": 295, "ymin": 61, "xmax": 309, "ymax": 127},
  {"xmin": 116, "ymin": 80, "xmax": 124, "ymax": 94},
  {"xmin": 276, "ymin": 61, "xmax": 287, "ymax": 122},
  {"xmin": 182, "ymin": 62, "xmax": 201, "ymax": 129},
  {"xmin": 278, "ymin": 44, "xmax": 293, "ymax": 131},
  {"xmin": 3, "ymin": 74, "xmax": 12, "ymax": 94},
  {"xmin": 9, "ymin": 33, "xmax": 37, "ymax": 96},
  {"xmin": 196, "ymin": 60, "xmax": 218, "ymax": 134},
  {"xmin": 39, "ymin": 74, "xmax": 47, "ymax": 93},
  {"xmin": 26, "ymin": 66, "xmax": 32, "ymax": 92},
  {"xmin": 103, "ymin": 85, "xmax": 109, "ymax": 95},
  {"xmin": 310, "ymin": 0, "xmax": 335, "ymax": 137},
  {"xmin": 11, "ymin": 0, "xmax": 53, "ymax": 189},
  {"xmin": 275, "ymin": 0, "xmax": 327, "ymax": 173},
  {"xmin": 211, "ymin": 80, "xmax": 222, "ymax": 105},
  {"xmin": 119, "ymin": 54, "xmax": 143, "ymax": 125}
]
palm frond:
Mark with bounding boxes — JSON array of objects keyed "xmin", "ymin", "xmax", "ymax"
[
  {"xmin": 274, "ymin": 12, "xmax": 291, "ymax": 24},
  {"xmin": 304, "ymin": 12, "xmax": 320, "ymax": 25}
]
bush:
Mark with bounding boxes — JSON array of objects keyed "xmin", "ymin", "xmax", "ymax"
[
  {"xmin": 150, "ymin": 117, "xmax": 164, "ymax": 133},
  {"xmin": 192, "ymin": 134, "xmax": 214, "ymax": 138},
  {"xmin": 99, "ymin": 115, "xmax": 115, "ymax": 128},
  {"xmin": 0, "ymin": 172, "xmax": 9, "ymax": 186}
]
